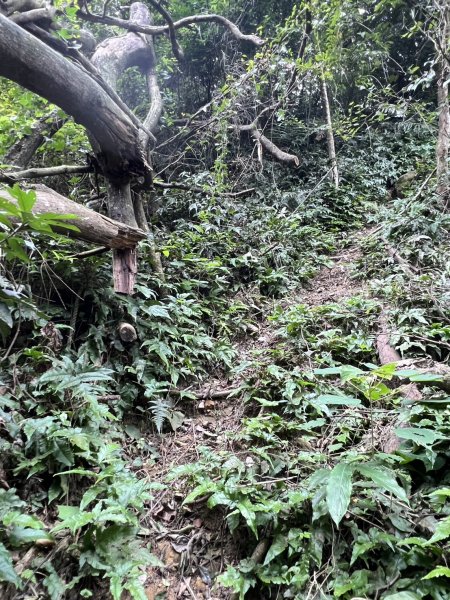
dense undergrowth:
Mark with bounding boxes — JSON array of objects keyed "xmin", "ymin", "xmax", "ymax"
[{"xmin": 1, "ymin": 121, "xmax": 450, "ymax": 600}]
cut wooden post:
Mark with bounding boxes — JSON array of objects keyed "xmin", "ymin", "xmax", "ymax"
[{"xmin": 113, "ymin": 248, "xmax": 138, "ymax": 294}]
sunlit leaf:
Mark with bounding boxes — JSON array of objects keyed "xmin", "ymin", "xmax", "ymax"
[{"xmin": 326, "ymin": 462, "xmax": 354, "ymax": 525}]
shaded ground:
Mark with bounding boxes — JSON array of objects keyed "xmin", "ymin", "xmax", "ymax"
[
  {"xmin": 136, "ymin": 234, "xmax": 368, "ymax": 599},
  {"xmin": 300, "ymin": 244, "xmax": 366, "ymax": 306}
]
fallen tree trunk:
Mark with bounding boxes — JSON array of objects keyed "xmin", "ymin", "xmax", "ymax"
[
  {"xmin": 1, "ymin": 184, "xmax": 146, "ymax": 249},
  {"xmin": 375, "ymin": 310, "xmax": 450, "ymax": 453},
  {"xmin": 377, "ymin": 311, "xmax": 422, "ymax": 402}
]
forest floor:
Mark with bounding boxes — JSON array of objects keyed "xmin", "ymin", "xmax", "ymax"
[{"xmin": 139, "ymin": 231, "xmax": 371, "ymax": 600}]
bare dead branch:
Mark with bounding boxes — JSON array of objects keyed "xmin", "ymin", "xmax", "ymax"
[
  {"xmin": 146, "ymin": 0, "xmax": 184, "ymax": 61},
  {"xmin": 245, "ymin": 127, "xmax": 300, "ymax": 166},
  {"xmin": 0, "ymin": 164, "xmax": 93, "ymax": 182},
  {"xmin": 69, "ymin": 246, "xmax": 110, "ymax": 259},
  {"xmin": 77, "ymin": 10, "xmax": 264, "ymax": 46},
  {"xmin": 154, "ymin": 181, "xmax": 255, "ymax": 197}
]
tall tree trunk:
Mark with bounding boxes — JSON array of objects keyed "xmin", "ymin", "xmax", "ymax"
[
  {"xmin": 436, "ymin": 1, "xmax": 450, "ymax": 200},
  {"xmin": 91, "ymin": 2, "xmax": 160, "ymax": 294},
  {"xmin": 321, "ymin": 71, "xmax": 339, "ymax": 189}
]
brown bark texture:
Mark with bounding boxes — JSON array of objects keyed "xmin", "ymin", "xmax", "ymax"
[
  {"xmin": 91, "ymin": 2, "xmax": 158, "ymax": 293},
  {"xmin": 0, "ymin": 13, "xmax": 146, "ymax": 179},
  {"xmin": 1, "ymin": 184, "xmax": 146, "ymax": 248},
  {"xmin": 321, "ymin": 74, "xmax": 339, "ymax": 188},
  {"xmin": 435, "ymin": 0, "xmax": 450, "ymax": 198}
]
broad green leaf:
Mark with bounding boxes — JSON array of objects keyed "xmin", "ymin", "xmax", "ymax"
[
  {"xmin": 207, "ymin": 491, "xmax": 232, "ymax": 509},
  {"xmin": 0, "ymin": 213, "xmax": 13, "ymax": 228},
  {"xmin": 144, "ymin": 305, "xmax": 171, "ymax": 319},
  {"xmin": 7, "ymin": 237, "xmax": 29, "ymax": 262},
  {"xmin": 397, "ymin": 537, "xmax": 427, "ymax": 546},
  {"xmin": 80, "ymin": 486, "xmax": 102, "ymax": 511},
  {"xmin": 316, "ymin": 394, "xmax": 361, "ymax": 407},
  {"xmin": 16, "ymin": 188, "xmax": 36, "ymax": 212},
  {"xmin": 372, "ymin": 363, "xmax": 397, "ymax": 378},
  {"xmin": 54, "ymin": 468, "xmax": 96, "ymax": 477},
  {"xmin": 9, "ymin": 527, "xmax": 53, "ymax": 546},
  {"xmin": 235, "ymin": 500, "xmax": 257, "ymax": 537},
  {"xmin": 3, "ymin": 512, "xmax": 45, "ymax": 529},
  {"xmin": 69, "ymin": 433, "xmax": 90, "ymax": 451},
  {"xmin": 52, "ymin": 442, "xmax": 74, "ymax": 467},
  {"xmin": 326, "ymin": 462, "xmax": 354, "ymax": 526},
  {"xmin": 356, "ymin": 464, "xmax": 409, "ymax": 503},
  {"xmin": 383, "ymin": 593, "xmax": 421, "ymax": 600},
  {"xmin": 395, "ymin": 369, "xmax": 443, "ymax": 383},
  {"xmin": 409, "ymin": 373, "xmax": 443, "ymax": 382},
  {"xmin": 429, "ymin": 487, "xmax": 450, "ymax": 498},
  {"xmin": 313, "ymin": 366, "xmax": 342, "ymax": 375},
  {"xmin": 339, "ymin": 365, "xmax": 364, "ymax": 381},
  {"xmin": 422, "ymin": 566, "xmax": 450, "ymax": 579},
  {"xmin": 0, "ymin": 542, "xmax": 21, "ymax": 586},
  {"xmin": 0, "ymin": 303, "xmax": 12, "ymax": 328},
  {"xmin": 183, "ymin": 481, "xmax": 216, "ymax": 504},
  {"xmin": 109, "ymin": 575, "xmax": 123, "ymax": 600},
  {"xmin": 350, "ymin": 540, "xmax": 375, "ymax": 565},
  {"xmin": 395, "ymin": 427, "xmax": 445, "ymax": 447},
  {"xmin": 0, "ymin": 196, "xmax": 21, "ymax": 217},
  {"xmin": 426, "ymin": 516, "xmax": 450, "ymax": 544},
  {"xmin": 125, "ymin": 579, "xmax": 147, "ymax": 600},
  {"xmin": 52, "ymin": 506, "xmax": 94, "ymax": 534},
  {"xmin": 263, "ymin": 534, "xmax": 288, "ymax": 565},
  {"xmin": 43, "ymin": 567, "xmax": 65, "ymax": 600}
]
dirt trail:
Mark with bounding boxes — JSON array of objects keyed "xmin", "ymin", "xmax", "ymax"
[
  {"xmin": 138, "ymin": 234, "xmax": 367, "ymax": 599},
  {"xmin": 301, "ymin": 244, "xmax": 366, "ymax": 306}
]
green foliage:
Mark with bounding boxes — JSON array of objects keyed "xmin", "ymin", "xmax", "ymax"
[
  {"xmin": 170, "ymin": 357, "xmax": 450, "ymax": 598},
  {"xmin": 1, "ymin": 0, "xmax": 449, "ymax": 597},
  {"xmin": 0, "ymin": 184, "xmax": 79, "ymax": 340}
]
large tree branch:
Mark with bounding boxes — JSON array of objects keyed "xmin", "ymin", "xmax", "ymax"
[
  {"xmin": 1, "ymin": 184, "xmax": 146, "ymax": 248},
  {"xmin": 146, "ymin": 0, "xmax": 184, "ymax": 61},
  {"xmin": 0, "ymin": 13, "xmax": 147, "ymax": 179},
  {"xmin": 9, "ymin": 5, "xmax": 55, "ymax": 24},
  {"xmin": 77, "ymin": 10, "xmax": 264, "ymax": 46},
  {"xmin": 0, "ymin": 164, "xmax": 93, "ymax": 182},
  {"xmin": 21, "ymin": 21, "xmax": 156, "ymax": 148},
  {"xmin": 241, "ymin": 126, "xmax": 300, "ymax": 167}
]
